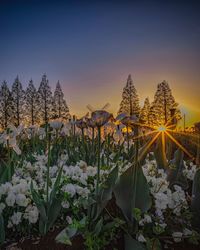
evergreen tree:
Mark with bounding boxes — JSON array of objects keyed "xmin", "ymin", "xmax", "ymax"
[
  {"xmin": 0, "ymin": 81, "xmax": 13, "ymax": 129},
  {"xmin": 118, "ymin": 74, "xmax": 140, "ymax": 116},
  {"xmin": 139, "ymin": 97, "xmax": 151, "ymax": 125},
  {"xmin": 52, "ymin": 81, "xmax": 70, "ymax": 120},
  {"xmin": 25, "ymin": 79, "xmax": 39, "ymax": 125},
  {"xmin": 38, "ymin": 74, "xmax": 53, "ymax": 124},
  {"xmin": 149, "ymin": 80, "xmax": 180, "ymax": 126},
  {"xmin": 11, "ymin": 76, "xmax": 25, "ymax": 126}
]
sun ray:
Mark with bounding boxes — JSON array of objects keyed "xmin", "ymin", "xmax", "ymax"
[
  {"xmin": 165, "ymin": 131, "xmax": 194, "ymax": 159},
  {"xmin": 161, "ymin": 131, "xmax": 167, "ymax": 161},
  {"xmin": 166, "ymin": 124, "xmax": 177, "ymax": 130},
  {"xmin": 135, "ymin": 123, "xmax": 157, "ymax": 131},
  {"xmin": 169, "ymin": 130, "xmax": 199, "ymax": 139},
  {"xmin": 138, "ymin": 132, "xmax": 161, "ymax": 162},
  {"xmin": 165, "ymin": 113, "xmax": 177, "ymax": 127},
  {"xmin": 133, "ymin": 130, "xmax": 158, "ymax": 140}
]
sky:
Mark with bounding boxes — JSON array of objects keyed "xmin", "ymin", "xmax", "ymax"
[{"xmin": 0, "ymin": 0, "xmax": 199, "ymax": 126}]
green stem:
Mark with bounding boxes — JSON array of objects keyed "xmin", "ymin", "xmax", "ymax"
[
  {"xmin": 46, "ymin": 129, "xmax": 51, "ymax": 204},
  {"xmin": 132, "ymin": 125, "xmax": 139, "ymax": 228},
  {"xmin": 96, "ymin": 126, "xmax": 101, "ymax": 195},
  {"xmin": 92, "ymin": 127, "xmax": 94, "ymax": 164},
  {"xmin": 127, "ymin": 126, "xmax": 129, "ymax": 155}
]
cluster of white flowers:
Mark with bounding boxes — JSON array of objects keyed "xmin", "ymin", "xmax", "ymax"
[
  {"xmin": 60, "ymin": 161, "xmax": 103, "ymax": 208},
  {"xmin": 142, "ymin": 160, "xmax": 189, "ymax": 218},
  {"xmin": 183, "ymin": 161, "xmax": 197, "ymax": 181},
  {"xmin": 0, "ymin": 146, "xmax": 197, "ymax": 245},
  {"xmin": 139, "ymin": 157, "xmax": 198, "ymax": 244},
  {"xmin": 0, "ymin": 177, "xmax": 39, "ymax": 228}
]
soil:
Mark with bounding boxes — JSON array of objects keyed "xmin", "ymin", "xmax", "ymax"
[{"xmin": 2, "ymin": 232, "xmax": 200, "ymax": 250}]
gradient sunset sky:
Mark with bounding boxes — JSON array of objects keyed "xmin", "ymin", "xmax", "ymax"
[{"xmin": 0, "ymin": 0, "xmax": 199, "ymax": 126}]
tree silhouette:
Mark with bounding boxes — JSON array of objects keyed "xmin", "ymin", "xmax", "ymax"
[
  {"xmin": 0, "ymin": 81, "xmax": 13, "ymax": 129},
  {"xmin": 38, "ymin": 74, "xmax": 53, "ymax": 125},
  {"xmin": 140, "ymin": 97, "xmax": 150, "ymax": 125},
  {"xmin": 149, "ymin": 81, "xmax": 180, "ymax": 126},
  {"xmin": 52, "ymin": 81, "xmax": 70, "ymax": 120},
  {"xmin": 11, "ymin": 76, "xmax": 25, "ymax": 126},
  {"xmin": 25, "ymin": 79, "xmax": 39, "ymax": 125},
  {"xmin": 118, "ymin": 74, "xmax": 140, "ymax": 116}
]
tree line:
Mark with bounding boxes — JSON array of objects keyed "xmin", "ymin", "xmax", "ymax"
[
  {"xmin": 0, "ymin": 74, "xmax": 70, "ymax": 130},
  {"xmin": 0, "ymin": 73, "xmax": 181, "ymax": 130},
  {"xmin": 118, "ymin": 75, "xmax": 180, "ymax": 126}
]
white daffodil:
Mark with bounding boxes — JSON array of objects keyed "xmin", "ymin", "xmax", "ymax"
[
  {"xmin": 0, "ymin": 125, "xmax": 22, "ymax": 155},
  {"xmin": 49, "ymin": 119, "xmax": 63, "ymax": 130}
]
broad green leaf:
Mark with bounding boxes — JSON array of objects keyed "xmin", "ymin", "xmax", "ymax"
[
  {"xmin": 55, "ymin": 228, "xmax": 72, "ymax": 245},
  {"xmin": 191, "ymin": 169, "xmax": 200, "ymax": 230},
  {"xmin": 154, "ymin": 137, "xmax": 167, "ymax": 170},
  {"xmin": 56, "ymin": 226, "xmax": 77, "ymax": 245},
  {"xmin": 0, "ymin": 214, "xmax": 5, "ymax": 244},
  {"xmin": 49, "ymin": 166, "xmax": 63, "ymax": 202},
  {"xmin": 30, "ymin": 181, "xmax": 47, "ymax": 221},
  {"xmin": 47, "ymin": 197, "xmax": 62, "ymax": 231},
  {"xmin": 146, "ymin": 238, "xmax": 162, "ymax": 250},
  {"xmin": 114, "ymin": 164, "xmax": 151, "ymax": 223},
  {"xmin": 167, "ymin": 149, "xmax": 188, "ymax": 190},
  {"xmin": 94, "ymin": 217, "xmax": 103, "ymax": 236},
  {"xmin": 92, "ymin": 165, "xmax": 118, "ymax": 220},
  {"xmin": 125, "ymin": 235, "xmax": 146, "ymax": 250}
]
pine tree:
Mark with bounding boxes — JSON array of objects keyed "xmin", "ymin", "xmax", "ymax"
[
  {"xmin": 38, "ymin": 74, "xmax": 53, "ymax": 125},
  {"xmin": 139, "ymin": 97, "xmax": 151, "ymax": 125},
  {"xmin": 52, "ymin": 81, "xmax": 70, "ymax": 120},
  {"xmin": 0, "ymin": 81, "xmax": 13, "ymax": 129},
  {"xmin": 118, "ymin": 74, "xmax": 140, "ymax": 117},
  {"xmin": 25, "ymin": 79, "xmax": 39, "ymax": 125},
  {"xmin": 149, "ymin": 80, "xmax": 180, "ymax": 126},
  {"xmin": 11, "ymin": 76, "xmax": 25, "ymax": 126}
]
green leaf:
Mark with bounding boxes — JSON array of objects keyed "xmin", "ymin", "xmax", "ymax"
[
  {"xmin": 167, "ymin": 149, "xmax": 188, "ymax": 190},
  {"xmin": 146, "ymin": 238, "xmax": 162, "ymax": 250},
  {"xmin": 125, "ymin": 235, "xmax": 146, "ymax": 250},
  {"xmin": 100, "ymin": 165, "xmax": 119, "ymax": 202},
  {"xmin": 56, "ymin": 226, "xmax": 77, "ymax": 245},
  {"xmin": 94, "ymin": 217, "xmax": 103, "ymax": 236},
  {"xmin": 154, "ymin": 137, "xmax": 167, "ymax": 170},
  {"xmin": 47, "ymin": 197, "xmax": 62, "ymax": 231},
  {"xmin": 49, "ymin": 166, "xmax": 63, "ymax": 202},
  {"xmin": 191, "ymin": 169, "xmax": 200, "ymax": 230},
  {"xmin": 30, "ymin": 181, "xmax": 47, "ymax": 222},
  {"xmin": 0, "ymin": 214, "xmax": 5, "ymax": 244},
  {"xmin": 56, "ymin": 228, "xmax": 72, "ymax": 245},
  {"xmin": 133, "ymin": 208, "xmax": 142, "ymax": 222},
  {"xmin": 91, "ymin": 166, "xmax": 119, "ymax": 220},
  {"xmin": 114, "ymin": 164, "xmax": 151, "ymax": 223}
]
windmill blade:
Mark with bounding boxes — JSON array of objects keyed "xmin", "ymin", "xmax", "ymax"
[
  {"xmin": 102, "ymin": 103, "xmax": 110, "ymax": 110},
  {"xmin": 86, "ymin": 104, "xmax": 95, "ymax": 112}
]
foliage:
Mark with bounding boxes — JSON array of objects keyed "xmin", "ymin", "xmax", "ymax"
[
  {"xmin": 167, "ymin": 149, "xmax": 188, "ymax": 190},
  {"xmin": 0, "ymin": 75, "xmax": 70, "ymax": 130},
  {"xmin": 0, "ymin": 81, "xmax": 13, "ymax": 129},
  {"xmin": 149, "ymin": 81, "xmax": 180, "ymax": 126},
  {"xmin": 11, "ymin": 76, "xmax": 25, "ymax": 126},
  {"xmin": 118, "ymin": 74, "xmax": 140, "ymax": 116},
  {"xmin": 191, "ymin": 169, "xmax": 200, "ymax": 231},
  {"xmin": 25, "ymin": 79, "xmax": 39, "ymax": 125},
  {"xmin": 140, "ymin": 97, "xmax": 151, "ymax": 125},
  {"xmin": 52, "ymin": 81, "xmax": 70, "ymax": 120}
]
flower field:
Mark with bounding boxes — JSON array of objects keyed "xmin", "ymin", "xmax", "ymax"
[{"xmin": 0, "ymin": 113, "xmax": 200, "ymax": 250}]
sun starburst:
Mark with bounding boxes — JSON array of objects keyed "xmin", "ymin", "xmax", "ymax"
[{"xmin": 134, "ymin": 119, "xmax": 195, "ymax": 162}]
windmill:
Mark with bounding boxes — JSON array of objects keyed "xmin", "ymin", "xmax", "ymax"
[{"xmin": 86, "ymin": 103, "xmax": 111, "ymax": 114}]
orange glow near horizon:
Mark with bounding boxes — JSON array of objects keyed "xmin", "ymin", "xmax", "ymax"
[{"xmin": 63, "ymin": 77, "xmax": 200, "ymax": 127}]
